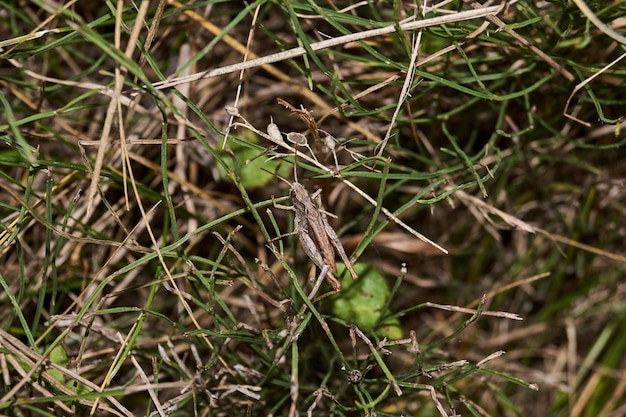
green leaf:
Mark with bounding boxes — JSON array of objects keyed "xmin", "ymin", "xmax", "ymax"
[
  {"xmin": 48, "ymin": 345, "xmax": 68, "ymax": 383},
  {"xmin": 217, "ymin": 132, "xmax": 291, "ymax": 188},
  {"xmin": 331, "ymin": 263, "xmax": 388, "ymax": 330}
]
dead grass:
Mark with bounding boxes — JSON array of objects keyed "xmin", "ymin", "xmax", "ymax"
[{"xmin": 1, "ymin": 1, "xmax": 625, "ymax": 416}]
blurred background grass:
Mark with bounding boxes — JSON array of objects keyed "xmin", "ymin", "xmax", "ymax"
[{"xmin": 0, "ymin": 1, "xmax": 625, "ymax": 416}]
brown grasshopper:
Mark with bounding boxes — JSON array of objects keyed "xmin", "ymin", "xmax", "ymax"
[
  {"xmin": 282, "ymin": 181, "xmax": 359, "ymax": 292},
  {"xmin": 266, "ymin": 110, "xmax": 358, "ymax": 293}
]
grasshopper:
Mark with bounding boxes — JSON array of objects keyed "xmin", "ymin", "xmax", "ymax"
[
  {"xmin": 267, "ymin": 114, "xmax": 358, "ymax": 293},
  {"xmin": 279, "ymin": 180, "xmax": 359, "ymax": 292}
]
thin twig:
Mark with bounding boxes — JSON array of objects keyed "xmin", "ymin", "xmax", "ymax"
[
  {"xmin": 426, "ymin": 302, "xmax": 523, "ymax": 321},
  {"xmin": 148, "ymin": 6, "xmax": 503, "ymax": 91},
  {"xmin": 464, "ymin": 0, "xmax": 574, "ymax": 81},
  {"xmin": 376, "ymin": 13, "xmax": 424, "ymax": 156}
]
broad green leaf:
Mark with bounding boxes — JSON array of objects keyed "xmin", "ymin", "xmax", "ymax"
[{"xmin": 331, "ymin": 263, "xmax": 392, "ymax": 333}]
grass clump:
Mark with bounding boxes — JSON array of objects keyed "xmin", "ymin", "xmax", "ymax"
[{"xmin": 1, "ymin": 1, "xmax": 625, "ymax": 416}]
